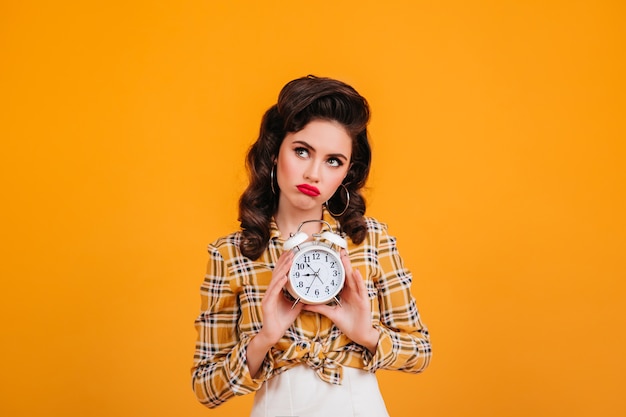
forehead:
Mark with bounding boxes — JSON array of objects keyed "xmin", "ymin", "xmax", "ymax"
[{"xmin": 283, "ymin": 119, "xmax": 352, "ymax": 156}]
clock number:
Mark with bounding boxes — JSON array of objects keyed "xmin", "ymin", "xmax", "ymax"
[{"xmin": 288, "ymin": 246, "xmax": 344, "ymax": 302}]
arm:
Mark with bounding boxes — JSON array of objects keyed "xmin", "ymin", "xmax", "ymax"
[
  {"xmin": 191, "ymin": 243, "xmax": 266, "ymax": 409},
  {"xmin": 191, "ymin": 243, "xmax": 303, "ymax": 409},
  {"xmin": 246, "ymin": 250, "xmax": 303, "ymax": 377},
  {"xmin": 364, "ymin": 221, "xmax": 432, "ymax": 374},
  {"xmin": 303, "ymin": 220, "xmax": 431, "ymax": 373}
]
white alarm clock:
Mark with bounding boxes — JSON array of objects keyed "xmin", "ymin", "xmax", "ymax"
[{"xmin": 283, "ymin": 220, "xmax": 348, "ymax": 306}]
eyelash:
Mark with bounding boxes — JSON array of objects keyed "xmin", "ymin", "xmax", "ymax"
[
  {"xmin": 294, "ymin": 147, "xmax": 343, "ymax": 167},
  {"xmin": 327, "ymin": 157, "xmax": 343, "ymax": 167},
  {"xmin": 295, "ymin": 147, "xmax": 309, "ymax": 158}
]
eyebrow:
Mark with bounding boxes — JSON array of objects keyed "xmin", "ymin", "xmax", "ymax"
[{"xmin": 292, "ymin": 140, "xmax": 349, "ymax": 162}]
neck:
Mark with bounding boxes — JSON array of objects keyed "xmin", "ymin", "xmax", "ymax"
[{"xmin": 275, "ymin": 207, "xmax": 324, "ymax": 239}]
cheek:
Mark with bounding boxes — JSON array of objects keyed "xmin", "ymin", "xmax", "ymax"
[
  {"xmin": 326, "ymin": 167, "xmax": 350, "ymax": 192},
  {"xmin": 276, "ymin": 155, "xmax": 297, "ymax": 187},
  {"xmin": 330, "ymin": 171, "xmax": 346, "ymax": 185}
]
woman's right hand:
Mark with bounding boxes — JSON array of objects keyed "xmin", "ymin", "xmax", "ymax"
[
  {"xmin": 258, "ymin": 250, "xmax": 303, "ymax": 345},
  {"xmin": 247, "ymin": 250, "xmax": 303, "ymax": 378}
]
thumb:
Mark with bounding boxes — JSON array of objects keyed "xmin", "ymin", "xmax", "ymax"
[{"xmin": 303, "ymin": 303, "xmax": 334, "ymax": 317}]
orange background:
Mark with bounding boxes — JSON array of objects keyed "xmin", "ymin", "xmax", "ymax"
[{"xmin": 1, "ymin": 1, "xmax": 625, "ymax": 416}]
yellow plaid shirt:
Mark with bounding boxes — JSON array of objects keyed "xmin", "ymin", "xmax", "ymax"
[{"xmin": 192, "ymin": 212, "xmax": 431, "ymax": 409}]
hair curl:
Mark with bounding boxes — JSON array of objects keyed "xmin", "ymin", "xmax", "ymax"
[{"xmin": 238, "ymin": 75, "xmax": 371, "ymax": 259}]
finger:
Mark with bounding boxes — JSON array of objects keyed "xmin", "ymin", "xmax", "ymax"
[
  {"xmin": 266, "ymin": 273, "xmax": 287, "ymax": 295},
  {"xmin": 274, "ymin": 251, "xmax": 294, "ymax": 277},
  {"xmin": 275, "ymin": 250, "xmax": 294, "ymax": 271},
  {"xmin": 267, "ymin": 252, "xmax": 293, "ymax": 293},
  {"xmin": 303, "ymin": 303, "xmax": 335, "ymax": 319},
  {"xmin": 339, "ymin": 249, "xmax": 352, "ymax": 273},
  {"xmin": 340, "ymin": 249, "xmax": 355, "ymax": 291},
  {"xmin": 352, "ymin": 268, "xmax": 367, "ymax": 298}
]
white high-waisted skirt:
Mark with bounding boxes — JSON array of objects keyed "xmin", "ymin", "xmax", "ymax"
[{"xmin": 250, "ymin": 365, "xmax": 390, "ymax": 417}]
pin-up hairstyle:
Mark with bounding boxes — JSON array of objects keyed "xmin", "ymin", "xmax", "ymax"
[{"xmin": 238, "ymin": 75, "xmax": 371, "ymax": 259}]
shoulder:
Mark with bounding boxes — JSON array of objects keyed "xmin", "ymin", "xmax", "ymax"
[
  {"xmin": 351, "ymin": 216, "xmax": 392, "ymax": 248},
  {"xmin": 207, "ymin": 231, "xmax": 243, "ymax": 260},
  {"xmin": 363, "ymin": 216, "xmax": 389, "ymax": 234},
  {"xmin": 363, "ymin": 216, "xmax": 403, "ymax": 248},
  {"xmin": 362, "ymin": 216, "xmax": 393, "ymax": 242}
]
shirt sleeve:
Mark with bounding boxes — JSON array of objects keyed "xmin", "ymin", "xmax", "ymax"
[
  {"xmin": 191, "ymin": 243, "xmax": 273, "ymax": 409},
  {"xmin": 362, "ymin": 222, "xmax": 432, "ymax": 374}
]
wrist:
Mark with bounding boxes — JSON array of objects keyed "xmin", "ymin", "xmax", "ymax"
[
  {"xmin": 252, "ymin": 328, "xmax": 278, "ymax": 351},
  {"xmin": 360, "ymin": 327, "xmax": 380, "ymax": 354},
  {"xmin": 246, "ymin": 329, "xmax": 277, "ymax": 379}
]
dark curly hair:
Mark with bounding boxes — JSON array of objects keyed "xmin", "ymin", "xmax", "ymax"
[{"xmin": 238, "ymin": 75, "xmax": 371, "ymax": 259}]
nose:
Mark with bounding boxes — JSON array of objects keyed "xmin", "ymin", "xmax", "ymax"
[{"xmin": 304, "ymin": 160, "xmax": 321, "ymax": 182}]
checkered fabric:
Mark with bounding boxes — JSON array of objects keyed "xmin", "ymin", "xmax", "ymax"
[{"xmin": 192, "ymin": 211, "xmax": 431, "ymax": 409}]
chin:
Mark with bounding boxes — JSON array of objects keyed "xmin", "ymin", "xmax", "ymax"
[{"xmin": 294, "ymin": 200, "xmax": 322, "ymax": 212}]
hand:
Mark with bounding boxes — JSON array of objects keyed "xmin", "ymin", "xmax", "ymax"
[
  {"xmin": 303, "ymin": 249, "xmax": 380, "ymax": 353},
  {"xmin": 257, "ymin": 250, "xmax": 303, "ymax": 345},
  {"xmin": 247, "ymin": 250, "xmax": 304, "ymax": 378}
]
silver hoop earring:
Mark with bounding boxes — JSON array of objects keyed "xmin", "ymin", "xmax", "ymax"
[
  {"xmin": 270, "ymin": 165, "xmax": 277, "ymax": 195},
  {"xmin": 326, "ymin": 184, "xmax": 350, "ymax": 217}
]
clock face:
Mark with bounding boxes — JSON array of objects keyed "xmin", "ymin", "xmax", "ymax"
[{"xmin": 287, "ymin": 244, "xmax": 345, "ymax": 304}]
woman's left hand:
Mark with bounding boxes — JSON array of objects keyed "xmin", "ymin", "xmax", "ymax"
[{"xmin": 303, "ymin": 249, "xmax": 380, "ymax": 353}]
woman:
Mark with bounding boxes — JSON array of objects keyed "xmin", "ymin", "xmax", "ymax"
[{"xmin": 192, "ymin": 75, "xmax": 431, "ymax": 416}]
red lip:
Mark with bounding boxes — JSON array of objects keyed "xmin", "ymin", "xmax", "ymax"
[{"xmin": 296, "ymin": 184, "xmax": 321, "ymax": 197}]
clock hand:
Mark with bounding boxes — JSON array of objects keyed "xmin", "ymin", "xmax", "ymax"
[
  {"xmin": 301, "ymin": 268, "xmax": 317, "ymax": 291},
  {"xmin": 313, "ymin": 268, "xmax": 324, "ymax": 285},
  {"xmin": 305, "ymin": 262, "xmax": 325, "ymax": 285}
]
